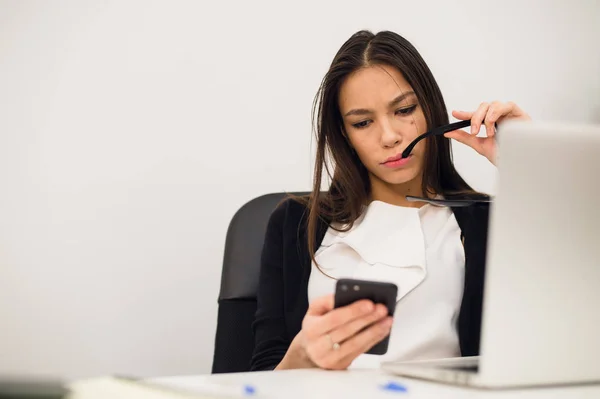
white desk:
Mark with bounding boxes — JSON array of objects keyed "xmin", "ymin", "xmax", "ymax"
[{"xmin": 150, "ymin": 369, "xmax": 600, "ymax": 399}]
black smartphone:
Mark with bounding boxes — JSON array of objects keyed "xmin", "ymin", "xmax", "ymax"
[{"xmin": 333, "ymin": 278, "xmax": 398, "ymax": 355}]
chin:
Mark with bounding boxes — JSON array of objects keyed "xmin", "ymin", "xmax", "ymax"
[{"xmin": 375, "ymin": 169, "xmax": 421, "ymax": 186}]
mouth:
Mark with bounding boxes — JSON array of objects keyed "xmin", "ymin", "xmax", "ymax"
[{"xmin": 381, "ymin": 153, "xmax": 413, "ymax": 168}]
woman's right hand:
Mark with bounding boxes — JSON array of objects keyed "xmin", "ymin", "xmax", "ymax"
[{"xmin": 276, "ymin": 294, "xmax": 393, "ymax": 370}]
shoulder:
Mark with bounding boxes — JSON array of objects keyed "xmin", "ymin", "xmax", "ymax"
[{"xmin": 268, "ymin": 196, "xmax": 310, "ymax": 232}]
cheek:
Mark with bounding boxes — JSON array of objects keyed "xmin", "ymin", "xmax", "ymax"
[
  {"xmin": 414, "ymin": 140, "xmax": 428, "ymax": 160},
  {"xmin": 413, "ymin": 112, "xmax": 427, "ymax": 135},
  {"xmin": 408, "ymin": 113, "xmax": 428, "ymax": 151},
  {"xmin": 348, "ymin": 136, "xmax": 378, "ymax": 165}
]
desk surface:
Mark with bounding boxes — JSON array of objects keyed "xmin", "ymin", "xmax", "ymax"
[{"xmin": 150, "ymin": 369, "xmax": 600, "ymax": 399}]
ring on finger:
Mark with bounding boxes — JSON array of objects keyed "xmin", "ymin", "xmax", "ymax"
[{"xmin": 326, "ymin": 334, "xmax": 341, "ymax": 351}]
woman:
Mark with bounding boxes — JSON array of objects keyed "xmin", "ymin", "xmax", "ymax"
[{"xmin": 250, "ymin": 30, "xmax": 530, "ymax": 371}]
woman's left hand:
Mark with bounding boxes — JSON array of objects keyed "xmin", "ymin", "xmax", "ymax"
[{"xmin": 445, "ymin": 101, "xmax": 531, "ymax": 165}]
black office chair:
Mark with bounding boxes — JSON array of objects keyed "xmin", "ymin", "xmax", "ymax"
[{"xmin": 211, "ymin": 192, "xmax": 308, "ymax": 373}]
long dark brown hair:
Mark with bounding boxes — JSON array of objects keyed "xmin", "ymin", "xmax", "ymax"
[{"xmin": 301, "ymin": 30, "xmax": 478, "ymax": 262}]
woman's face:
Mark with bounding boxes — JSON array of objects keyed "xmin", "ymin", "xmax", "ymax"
[{"xmin": 338, "ymin": 64, "xmax": 428, "ymax": 189}]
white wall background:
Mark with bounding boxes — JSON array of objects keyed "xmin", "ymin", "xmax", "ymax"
[{"xmin": 1, "ymin": 0, "xmax": 599, "ymax": 379}]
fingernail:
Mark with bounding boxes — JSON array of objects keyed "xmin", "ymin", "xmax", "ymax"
[
  {"xmin": 377, "ymin": 306, "xmax": 388, "ymax": 317},
  {"xmin": 382, "ymin": 317, "xmax": 393, "ymax": 328},
  {"xmin": 363, "ymin": 302, "xmax": 374, "ymax": 312},
  {"xmin": 471, "ymin": 124, "xmax": 478, "ymax": 135}
]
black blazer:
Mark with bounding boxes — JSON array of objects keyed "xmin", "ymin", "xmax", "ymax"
[{"xmin": 250, "ymin": 197, "xmax": 490, "ymax": 371}]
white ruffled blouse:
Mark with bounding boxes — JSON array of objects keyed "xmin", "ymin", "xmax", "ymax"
[{"xmin": 307, "ymin": 200, "xmax": 466, "ymax": 369}]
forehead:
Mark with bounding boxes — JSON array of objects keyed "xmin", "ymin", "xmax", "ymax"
[{"xmin": 338, "ymin": 65, "xmax": 413, "ymax": 113}]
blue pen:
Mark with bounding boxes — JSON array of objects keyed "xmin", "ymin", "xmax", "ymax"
[{"xmin": 381, "ymin": 381, "xmax": 408, "ymax": 393}]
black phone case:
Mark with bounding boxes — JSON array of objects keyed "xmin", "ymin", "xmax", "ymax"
[{"xmin": 333, "ymin": 278, "xmax": 398, "ymax": 355}]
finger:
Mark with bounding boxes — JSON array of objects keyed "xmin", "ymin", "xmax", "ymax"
[
  {"xmin": 445, "ymin": 130, "xmax": 487, "ymax": 156},
  {"xmin": 307, "ymin": 304, "xmax": 387, "ymax": 366},
  {"xmin": 451, "ymin": 110, "xmax": 473, "ymax": 121},
  {"xmin": 505, "ymin": 101, "xmax": 527, "ymax": 118},
  {"xmin": 309, "ymin": 299, "xmax": 375, "ymax": 337},
  {"xmin": 306, "ymin": 294, "xmax": 335, "ymax": 316},
  {"xmin": 326, "ymin": 317, "xmax": 394, "ymax": 369},
  {"xmin": 347, "ymin": 316, "xmax": 393, "ymax": 356},
  {"xmin": 328, "ymin": 304, "xmax": 388, "ymax": 344},
  {"xmin": 484, "ymin": 101, "xmax": 504, "ymax": 137},
  {"xmin": 471, "ymin": 102, "xmax": 489, "ymax": 136},
  {"xmin": 444, "ymin": 129, "xmax": 476, "ymax": 146},
  {"xmin": 496, "ymin": 101, "xmax": 530, "ymax": 124}
]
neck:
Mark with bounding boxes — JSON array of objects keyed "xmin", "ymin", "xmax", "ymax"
[{"xmin": 369, "ymin": 174, "xmax": 425, "ymax": 208}]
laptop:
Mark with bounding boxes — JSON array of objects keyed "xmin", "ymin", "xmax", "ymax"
[{"xmin": 382, "ymin": 121, "xmax": 600, "ymax": 388}]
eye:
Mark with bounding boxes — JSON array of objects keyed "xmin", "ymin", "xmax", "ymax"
[
  {"xmin": 352, "ymin": 120, "xmax": 372, "ymax": 129},
  {"xmin": 396, "ymin": 104, "xmax": 417, "ymax": 116}
]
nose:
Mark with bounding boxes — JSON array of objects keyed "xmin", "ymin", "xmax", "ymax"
[{"xmin": 380, "ymin": 119, "xmax": 402, "ymax": 148}]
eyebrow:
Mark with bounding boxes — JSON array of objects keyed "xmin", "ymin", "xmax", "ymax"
[{"xmin": 343, "ymin": 91, "xmax": 416, "ymax": 117}]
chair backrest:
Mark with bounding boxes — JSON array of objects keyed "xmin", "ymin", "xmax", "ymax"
[{"xmin": 211, "ymin": 192, "xmax": 308, "ymax": 373}]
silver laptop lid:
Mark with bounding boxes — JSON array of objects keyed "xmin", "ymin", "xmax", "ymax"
[{"xmin": 479, "ymin": 121, "xmax": 600, "ymax": 387}]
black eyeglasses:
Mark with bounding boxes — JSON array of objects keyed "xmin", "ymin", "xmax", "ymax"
[
  {"xmin": 401, "ymin": 119, "xmax": 498, "ymax": 159},
  {"xmin": 398, "ymin": 118, "xmax": 498, "ymax": 207},
  {"xmin": 406, "ymin": 195, "xmax": 493, "ymax": 207},
  {"xmin": 401, "ymin": 120, "xmax": 472, "ymax": 158}
]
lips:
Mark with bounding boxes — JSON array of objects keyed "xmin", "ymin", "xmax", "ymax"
[
  {"xmin": 381, "ymin": 152, "xmax": 412, "ymax": 168},
  {"xmin": 382, "ymin": 153, "xmax": 404, "ymax": 164}
]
